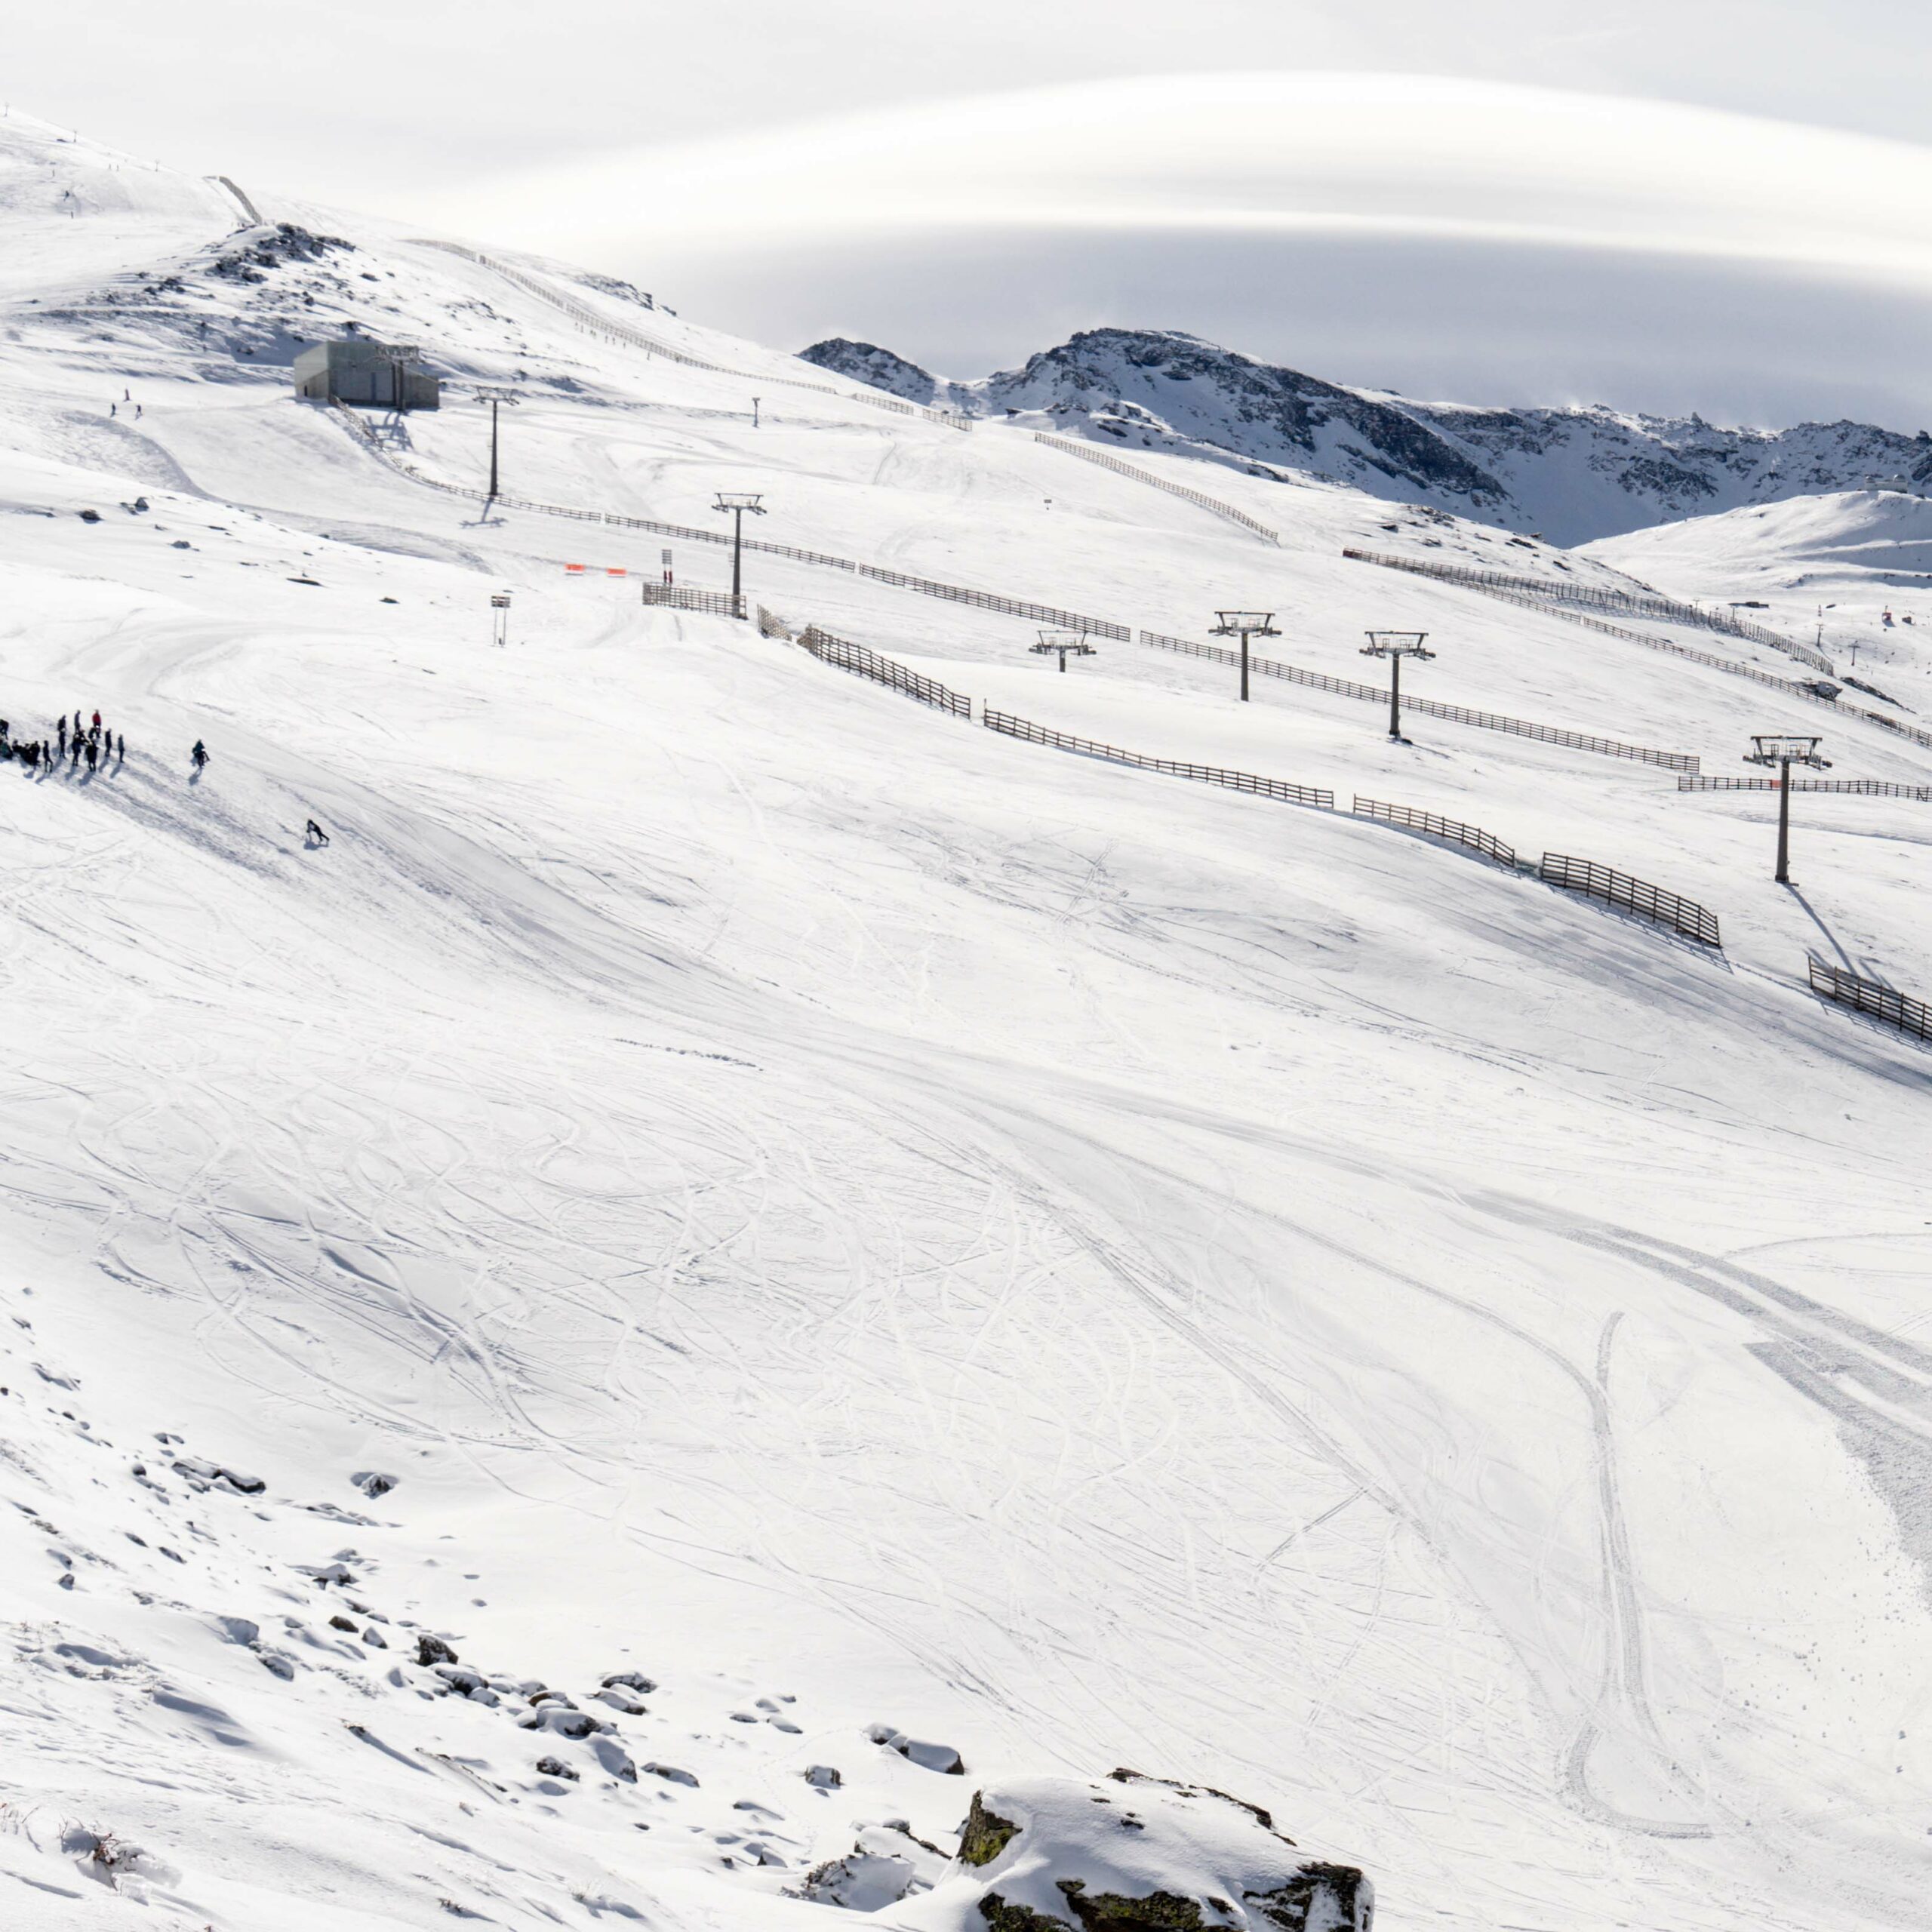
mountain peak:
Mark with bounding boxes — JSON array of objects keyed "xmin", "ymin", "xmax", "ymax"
[{"xmin": 804, "ymin": 324, "xmax": 1932, "ymax": 543}]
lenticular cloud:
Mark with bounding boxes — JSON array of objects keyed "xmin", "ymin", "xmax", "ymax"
[{"xmin": 441, "ymin": 72, "xmax": 1932, "ymax": 292}]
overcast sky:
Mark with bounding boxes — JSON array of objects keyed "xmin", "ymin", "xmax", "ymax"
[{"xmin": 19, "ymin": 2, "xmax": 1932, "ymax": 425}]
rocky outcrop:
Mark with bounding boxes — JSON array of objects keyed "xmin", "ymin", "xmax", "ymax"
[
  {"xmin": 799, "ymin": 338, "xmax": 943, "ymax": 405},
  {"xmin": 905, "ymin": 1775, "xmax": 1372, "ymax": 1932}
]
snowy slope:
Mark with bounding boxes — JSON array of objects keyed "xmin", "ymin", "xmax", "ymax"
[
  {"xmin": 1583, "ymin": 488, "xmax": 1932, "ymax": 699},
  {"xmin": 804, "ymin": 328, "xmax": 1932, "ymax": 546},
  {"xmin": 4, "ymin": 106, "xmax": 1932, "ymax": 1932}
]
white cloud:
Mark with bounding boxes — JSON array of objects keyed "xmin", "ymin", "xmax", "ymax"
[{"xmin": 427, "ymin": 72, "xmax": 1932, "ymax": 293}]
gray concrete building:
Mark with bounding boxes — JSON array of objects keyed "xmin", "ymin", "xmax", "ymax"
[{"xmin": 294, "ymin": 334, "xmax": 439, "ymax": 411}]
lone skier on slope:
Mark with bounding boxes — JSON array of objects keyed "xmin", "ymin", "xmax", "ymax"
[
  {"xmin": 190, "ymin": 740, "xmax": 208, "ymax": 773},
  {"xmin": 305, "ymin": 819, "xmax": 329, "ymax": 847}
]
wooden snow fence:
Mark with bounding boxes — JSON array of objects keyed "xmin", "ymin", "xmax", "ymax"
[
  {"xmin": 1807, "ymin": 961, "xmax": 1932, "ymax": 1043},
  {"xmin": 641, "ymin": 584, "xmax": 744, "ymax": 619},
  {"xmin": 797, "ymin": 626, "xmax": 971, "ymax": 718},
  {"xmin": 1679, "ymin": 776, "xmax": 1932, "ymax": 802},
  {"xmin": 1352, "ymin": 797, "xmax": 1516, "ymax": 868},
  {"xmin": 980, "ymin": 709, "xmax": 1332, "ymax": 808},
  {"xmin": 1537, "ymin": 854, "xmax": 1721, "ymax": 948},
  {"xmin": 1341, "ymin": 546, "xmax": 1834, "ymax": 672},
  {"xmin": 1032, "ymin": 433, "xmax": 1281, "ymax": 543},
  {"xmin": 1140, "ymin": 629, "xmax": 1697, "ymax": 771}
]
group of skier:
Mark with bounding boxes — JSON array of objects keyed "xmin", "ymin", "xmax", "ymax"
[
  {"xmin": 5, "ymin": 711, "xmax": 335, "ymax": 848},
  {"xmin": 2, "ymin": 709, "xmax": 123, "ymax": 774},
  {"xmin": 7, "ymin": 718, "xmax": 328, "ymax": 844}
]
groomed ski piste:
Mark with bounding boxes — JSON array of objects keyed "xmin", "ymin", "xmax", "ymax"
[{"xmin": 2, "ymin": 109, "xmax": 1930, "ymax": 1932}]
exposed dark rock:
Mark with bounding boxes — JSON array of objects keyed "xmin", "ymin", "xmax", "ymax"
[
  {"xmin": 960, "ymin": 1792, "xmax": 1021, "ymax": 1867},
  {"xmin": 519, "ymin": 1706, "xmax": 601, "ymax": 1739},
  {"xmin": 210, "ymin": 223, "xmax": 352, "ymax": 283},
  {"xmin": 600, "ymin": 1670, "xmax": 657, "ymax": 1692},
  {"xmin": 535, "ymin": 1755, "xmax": 578, "ymax": 1781},
  {"xmin": 1246, "ymin": 1865, "xmax": 1374, "ymax": 1930},
  {"xmin": 1108, "ymin": 1770, "xmax": 1287, "ymax": 1840},
  {"xmin": 1057, "ymin": 1878, "xmax": 1207, "ymax": 1930},
  {"xmin": 980, "ymin": 1894, "xmax": 1072, "ymax": 1932},
  {"xmin": 867, "ymin": 1723, "xmax": 964, "ymax": 1773},
  {"xmin": 799, "ymin": 337, "xmax": 939, "ymax": 406},
  {"xmin": 415, "ymin": 1633, "xmax": 458, "ymax": 1667}
]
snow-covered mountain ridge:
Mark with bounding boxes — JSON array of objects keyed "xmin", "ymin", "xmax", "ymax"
[{"xmin": 801, "ymin": 328, "xmax": 1932, "ymax": 546}]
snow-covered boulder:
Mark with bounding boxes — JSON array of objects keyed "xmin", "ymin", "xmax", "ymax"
[
  {"xmin": 867, "ymin": 1722, "xmax": 964, "ymax": 1774},
  {"xmin": 898, "ymin": 1774, "xmax": 1372, "ymax": 1932},
  {"xmin": 798, "ymin": 1820, "xmax": 949, "ymax": 1910}
]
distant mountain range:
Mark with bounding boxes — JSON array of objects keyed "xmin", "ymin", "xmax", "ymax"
[{"xmin": 799, "ymin": 328, "xmax": 1932, "ymax": 546}]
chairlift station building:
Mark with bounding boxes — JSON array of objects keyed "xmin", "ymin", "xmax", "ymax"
[{"xmin": 294, "ymin": 335, "xmax": 439, "ymax": 411}]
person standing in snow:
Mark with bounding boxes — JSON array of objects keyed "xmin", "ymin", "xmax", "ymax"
[
  {"xmin": 191, "ymin": 739, "xmax": 208, "ymax": 773},
  {"xmin": 91, "ymin": 709, "xmax": 101, "ymax": 736},
  {"xmin": 83, "ymin": 738, "xmax": 97, "ymax": 774},
  {"xmin": 305, "ymin": 819, "xmax": 329, "ymax": 847},
  {"xmin": 115, "ymin": 734, "xmax": 125, "ymax": 764},
  {"xmin": 57, "ymin": 717, "xmax": 66, "ymax": 758}
]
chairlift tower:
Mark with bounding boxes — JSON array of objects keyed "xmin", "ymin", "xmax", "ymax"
[
  {"xmin": 1209, "ymin": 610, "xmax": 1278, "ymax": 703},
  {"xmin": 712, "ymin": 492, "xmax": 765, "ymax": 600},
  {"xmin": 1032, "ymin": 629, "xmax": 1095, "ymax": 673},
  {"xmin": 475, "ymin": 386, "xmax": 518, "ymax": 503},
  {"xmin": 490, "ymin": 591, "xmax": 511, "ymax": 650},
  {"xmin": 1744, "ymin": 734, "xmax": 1830, "ymax": 883},
  {"xmin": 1360, "ymin": 631, "xmax": 1435, "ymax": 741}
]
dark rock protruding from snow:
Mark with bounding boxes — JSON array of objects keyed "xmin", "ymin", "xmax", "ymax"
[
  {"xmin": 414, "ymin": 1633, "xmax": 458, "ymax": 1667},
  {"xmin": 351, "ymin": 1470, "xmax": 396, "ymax": 1498},
  {"xmin": 866, "ymin": 1722, "xmax": 964, "ymax": 1774},
  {"xmin": 934, "ymin": 1775, "xmax": 1372, "ymax": 1932},
  {"xmin": 961, "ymin": 1792, "xmax": 1022, "ymax": 1866},
  {"xmin": 519, "ymin": 1706, "xmax": 603, "ymax": 1739},
  {"xmin": 797, "ymin": 1822, "xmax": 949, "ymax": 1910},
  {"xmin": 172, "ymin": 1457, "xmax": 266, "ymax": 1495},
  {"xmin": 600, "ymin": 1670, "xmax": 657, "ymax": 1693},
  {"xmin": 798, "ymin": 337, "xmax": 942, "ymax": 405}
]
